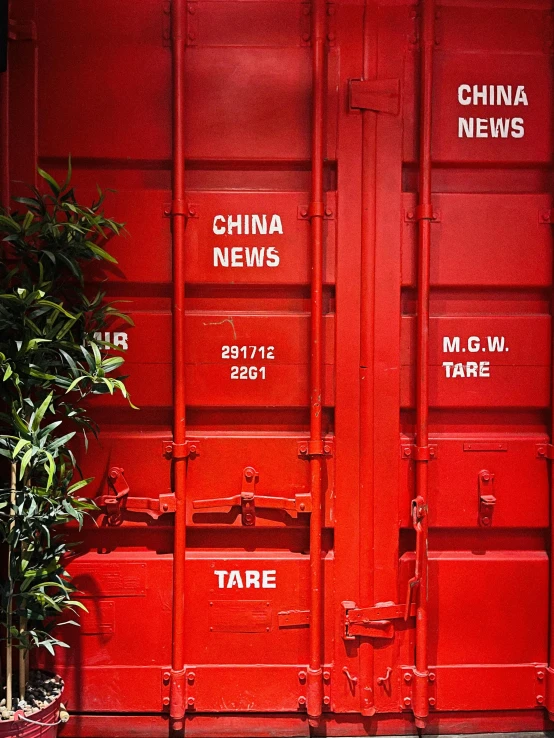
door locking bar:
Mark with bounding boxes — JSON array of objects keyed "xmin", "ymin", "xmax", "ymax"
[
  {"xmin": 341, "ymin": 600, "xmax": 417, "ymax": 640},
  {"xmin": 192, "ymin": 467, "xmax": 312, "ymax": 526},
  {"xmin": 95, "ymin": 467, "xmax": 176, "ymax": 525}
]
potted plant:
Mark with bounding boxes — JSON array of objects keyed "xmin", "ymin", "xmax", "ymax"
[{"xmin": 0, "ymin": 160, "xmax": 133, "ymax": 735}]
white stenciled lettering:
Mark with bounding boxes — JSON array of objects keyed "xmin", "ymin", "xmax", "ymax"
[
  {"xmin": 213, "ymin": 247, "xmax": 280, "ymax": 268},
  {"xmin": 458, "ymin": 117, "xmax": 525, "ymax": 139},
  {"xmin": 443, "ymin": 336, "xmax": 460, "ymax": 353},
  {"xmin": 443, "ymin": 361, "xmax": 491, "ymax": 378},
  {"xmin": 214, "ymin": 569, "xmax": 277, "ymax": 589},
  {"xmin": 212, "ymin": 214, "xmax": 284, "ymax": 236},
  {"xmin": 93, "ymin": 331, "xmax": 129, "ymax": 350},
  {"xmin": 457, "ymin": 84, "xmax": 529, "ymax": 107}
]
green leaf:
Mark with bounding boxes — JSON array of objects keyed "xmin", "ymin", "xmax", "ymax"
[
  {"xmin": 37, "ymin": 167, "xmax": 60, "ymax": 195},
  {"xmin": 85, "ymin": 241, "xmax": 118, "ymax": 264},
  {"xmin": 12, "ymin": 438, "xmax": 30, "ymax": 458},
  {"xmin": 32, "ymin": 392, "xmax": 53, "ymax": 431}
]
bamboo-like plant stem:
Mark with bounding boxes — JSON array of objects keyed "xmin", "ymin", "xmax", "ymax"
[{"xmin": 6, "ymin": 462, "xmax": 16, "ymax": 710}]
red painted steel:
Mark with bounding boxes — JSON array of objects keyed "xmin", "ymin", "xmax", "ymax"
[
  {"xmin": 169, "ymin": 0, "xmax": 187, "ymax": 729},
  {"xmin": 307, "ymin": 0, "xmax": 326, "ymax": 724},
  {"xmin": 5, "ymin": 0, "xmax": 554, "ymax": 736},
  {"xmin": 411, "ymin": 0, "xmax": 435, "ymax": 727}
]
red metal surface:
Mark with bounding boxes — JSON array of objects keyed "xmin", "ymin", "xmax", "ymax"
[{"xmin": 5, "ymin": 0, "xmax": 554, "ymax": 735}]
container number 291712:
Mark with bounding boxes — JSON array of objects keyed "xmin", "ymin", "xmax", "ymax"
[{"xmin": 221, "ymin": 345, "xmax": 275, "ymax": 380}]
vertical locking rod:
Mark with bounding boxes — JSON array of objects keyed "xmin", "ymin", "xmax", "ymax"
[
  {"xmin": 412, "ymin": 0, "xmax": 435, "ymax": 728},
  {"xmin": 306, "ymin": 0, "xmax": 326, "ymax": 724},
  {"xmin": 358, "ymin": 0, "xmax": 377, "ymax": 718},
  {"xmin": 169, "ymin": 0, "xmax": 187, "ymax": 732}
]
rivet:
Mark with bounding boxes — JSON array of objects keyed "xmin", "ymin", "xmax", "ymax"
[
  {"xmin": 187, "ymin": 672, "xmax": 195, "ymax": 683},
  {"xmin": 323, "ymin": 696, "xmax": 331, "ymax": 705},
  {"xmin": 266, "ymin": 626, "xmax": 270, "ymax": 632},
  {"xmin": 302, "ymin": 33, "xmax": 310, "ymax": 43},
  {"xmin": 164, "ymin": 207, "xmax": 171, "ymax": 216},
  {"xmin": 188, "ymin": 4, "xmax": 196, "ymax": 13},
  {"xmin": 543, "ymin": 212, "xmax": 550, "ymax": 222},
  {"xmin": 187, "ymin": 697, "xmax": 196, "ymax": 706},
  {"xmin": 323, "ymin": 671, "xmax": 331, "ymax": 682},
  {"xmin": 189, "ymin": 444, "xmax": 197, "ymax": 454},
  {"xmin": 188, "ymin": 208, "xmax": 196, "ymax": 217},
  {"xmin": 428, "ymin": 672, "xmax": 436, "ymax": 682},
  {"xmin": 300, "ymin": 503, "xmax": 305, "ymax": 511},
  {"xmin": 404, "ymin": 673, "xmax": 412, "ymax": 683},
  {"xmin": 327, "ymin": 32, "xmax": 335, "ymax": 42},
  {"xmin": 298, "ymin": 696, "xmax": 306, "ymax": 706},
  {"xmin": 298, "ymin": 671, "xmax": 307, "ymax": 683},
  {"xmin": 404, "ymin": 697, "xmax": 411, "ymax": 706},
  {"xmin": 404, "ymin": 448, "xmax": 411, "ymax": 457},
  {"xmin": 429, "ymin": 697, "xmax": 436, "ymax": 706},
  {"xmin": 538, "ymin": 671, "xmax": 545, "ymax": 681},
  {"xmin": 407, "ymin": 211, "xmax": 414, "ymax": 220},
  {"xmin": 537, "ymin": 694, "xmax": 545, "ymax": 704},
  {"xmin": 163, "ymin": 696, "xmax": 170, "ymax": 706},
  {"xmin": 482, "ymin": 473, "xmax": 490, "ymax": 482},
  {"xmin": 300, "ymin": 445, "xmax": 308, "ymax": 454},
  {"xmin": 165, "ymin": 444, "xmax": 173, "ymax": 455},
  {"xmin": 324, "ymin": 444, "xmax": 331, "ymax": 453},
  {"xmin": 301, "ymin": 208, "xmax": 308, "ymax": 218},
  {"xmin": 482, "ymin": 516, "xmax": 490, "ymax": 526},
  {"xmin": 325, "ymin": 209, "xmax": 332, "ymax": 217},
  {"xmin": 163, "ymin": 671, "xmax": 171, "ymax": 683},
  {"xmin": 188, "ymin": 32, "xmax": 196, "ymax": 41},
  {"xmin": 163, "ymin": 504, "xmax": 168, "ymax": 511}
]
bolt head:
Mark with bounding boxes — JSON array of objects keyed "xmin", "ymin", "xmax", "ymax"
[
  {"xmin": 538, "ymin": 671, "xmax": 545, "ymax": 681},
  {"xmin": 188, "ymin": 208, "xmax": 196, "ymax": 217},
  {"xmin": 324, "ymin": 444, "xmax": 331, "ymax": 454},
  {"xmin": 537, "ymin": 694, "xmax": 545, "ymax": 704},
  {"xmin": 482, "ymin": 473, "xmax": 490, "ymax": 482},
  {"xmin": 187, "ymin": 697, "xmax": 195, "ymax": 706},
  {"xmin": 188, "ymin": 4, "xmax": 196, "ymax": 13},
  {"xmin": 189, "ymin": 444, "xmax": 197, "ymax": 454},
  {"xmin": 429, "ymin": 697, "xmax": 436, "ymax": 706},
  {"xmin": 404, "ymin": 448, "xmax": 411, "ymax": 457},
  {"xmin": 165, "ymin": 444, "xmax": 173, "ymax": 455},
  {"xmin": 164, "ymin": 207, "xmax": 171, "ymax": 216},
  {"xmin": 404, "ymin": 697, "xmax": 411, "ymax": 706},
  {"xmin": 407, "ymin": 211, "xmax": 414, "ymax": 220},
  {"xmin": 404, "ymin": 673, "xmax": 412, "ymax": 683},
  {"xmin": 188, "ymin": 32, "xmax": 196, "ymax": 41},
  {"xmin": 163, "ymin": 696, "xmax": 170, "ymax": 706},
  {"xmin": 299, "ymin": 503, "xmax": 305, "ymax": 511},
  {"xmin": 298, "ymin": 671, "xmax": 307, "ymax": 682},
  {"xmin": 323, "ymin": 696, "xmax": 331, "ymax": 705},
  {"xmin": 428, "ymin": 672, "xmax": 436, "ymax": 682},
  {"xmin": 187, "ymin": 672, "xmax": 195, "ymax": 683},
  {"xmin": 323, "ymin": 671, "xmax": 331, "ymax": 682},
  {"xmin": 482, "ymin": 516, "xmax": 491, "ymax": 526},
  {"xmin": 302, "ymin": 34, "xmax": 310, "ymax": 43},
  {"xmin": 325, "ymin": 209, "xmax": 332, "ymax": 217},
  {"xmin": 298, "ymin": 696, "xmax": 306, "ymax": 706},
  {"xmin": 327, "ymin": 32, "xmax": 335, "ymax": 41}
]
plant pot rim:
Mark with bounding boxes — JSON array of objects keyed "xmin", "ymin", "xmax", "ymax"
[{"xmin": 0, "ymin": 673, "xmax": 64, "ymax": 737}]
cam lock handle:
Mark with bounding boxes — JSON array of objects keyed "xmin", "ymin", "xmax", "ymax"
[{"xmin": 192, "ymin": 466, "xmax": 312, "ymax": 526}]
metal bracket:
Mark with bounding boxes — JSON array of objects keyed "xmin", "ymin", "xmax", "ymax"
[
  {"xmin": 401, "ymin": 667, "xmax": 436, "ymax": 711},
  {"xmin": 539, "ymin": 209, "xmax": 554, "ymax": 224},
  {"xmin": 163, "ymin": 202, "xmax": 198, "ymax": 218},
  {"xmin": 405, "ymin": 207, "xmax": 440, "ymax": 223},
  {"xmin": 298, "ymin": 439, "xmax": 333, "ymax": 458},
  {"xmin": 162, "ymin": 440, "xmax": 200, "ymax": 460},
  {"xmin": 349, "ymin": 78, "xmax": 400, "ymax": 115},
  {"xmin": 193, "ymin": 467, "xmax": 312, "ymax": 526},
  {"xmin": 478, "ymin": 470, "xmax": 496, "ymax": 527},
  {"xmin": 95, "ymin": 467, "xmax": 176, "ymax": 525},
  {"xmin": 8, "ymin": 18, "xmax": 37, "ymax": 41},
  {"xmin": 298, "ymin": 204, "xmax": 334, "ymax": 220},
  {"xmin": 401, "ymin": 443, "xmax": 437, "ymax": 461},
  {"xmin": 341, "ymin": 600, "xmax": 416, "ymax": 641},
  {"xmin": 537, "ymin": 443, "xmax": 554, "ymax": 460}
]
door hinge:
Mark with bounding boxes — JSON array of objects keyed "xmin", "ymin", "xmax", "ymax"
[
  {"xmin": 95, "ymin": 467, "xmax": 176, "ymax": 525},
  {"xmin": 341, "ymin": 600, "xmax": 416, "ymax": 640},
  {"xmin": 349, "ymin": 78, "xmax": 400, "ymax": 115}
]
